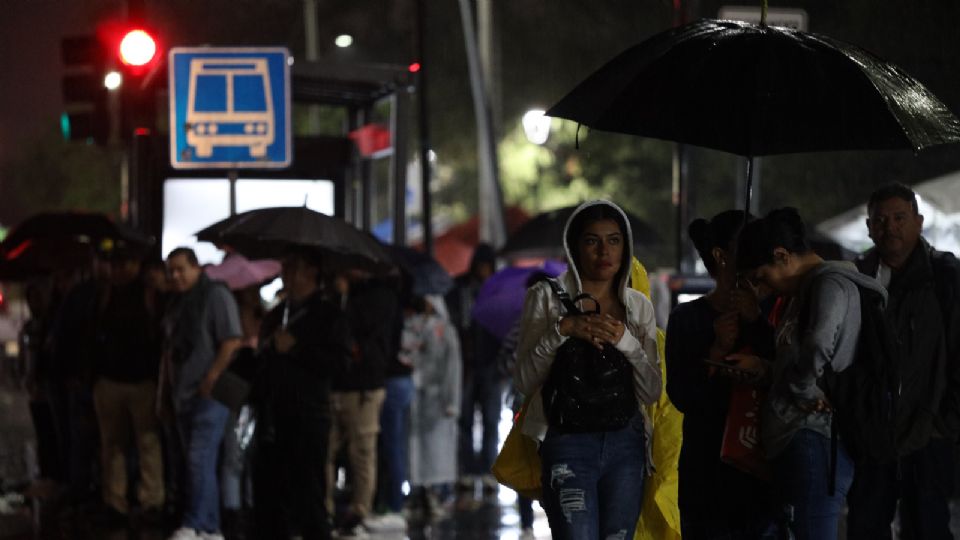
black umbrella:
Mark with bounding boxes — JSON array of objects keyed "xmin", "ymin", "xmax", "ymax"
[
  {"xmin": 196, "ymin": 206, "xmax": 393, "ymax": 272},
  {"xmin": 383, "ymin": 244, "xmax": 453, "ymax": 296},
  {"xmin": 0, "ymin": 212, "xmax": 152, "ymax": 280},
  {"xmin": 546, "ymin": 17, "xmax": 960, "ymax": 211},
  {"xmin": 500, "ymin": 204, "xmax": 661, "ymax": 259}
]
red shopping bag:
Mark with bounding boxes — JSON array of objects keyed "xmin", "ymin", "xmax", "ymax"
[{"xmin": 720, "ymin": 382, "xmax": 771, "ymax": 481}]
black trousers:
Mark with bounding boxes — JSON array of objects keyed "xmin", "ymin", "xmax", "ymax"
[
  {"xmin": 847, "ymin": 437, "xmax": 955, "ymax": 540},
  {"xmin": 254, "ymin": 394, "xmax": 331, "ymax": 540}
]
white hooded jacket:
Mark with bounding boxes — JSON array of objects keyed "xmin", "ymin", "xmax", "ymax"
[{"xmin": 514, "ymin": 200, "xmax": 662, "ymax": 444}]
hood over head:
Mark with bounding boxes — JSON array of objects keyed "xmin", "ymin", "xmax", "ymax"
[{"xmin": 562, "ymin": 200, "xmax": 635, "ymax": 303}]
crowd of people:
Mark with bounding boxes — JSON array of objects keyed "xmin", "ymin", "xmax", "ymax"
[
  {"xmin": 13, "ymin": 181, "xmax": 960, "ymax": 540},
  {"xmin": 18, "ymin": 239, "xmax": 501, "ymax": 539}
]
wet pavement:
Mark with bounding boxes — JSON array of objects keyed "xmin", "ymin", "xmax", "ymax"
[{"xmin": 0, "ymin": 485, "xmax": 552, "ymax": 539}]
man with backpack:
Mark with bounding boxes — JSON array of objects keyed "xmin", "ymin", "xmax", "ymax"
[{"xmin": 847, "ymin": 183, "xmax": 960, "ymax": 539}]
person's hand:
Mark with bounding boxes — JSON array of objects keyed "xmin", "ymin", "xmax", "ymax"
[
  {"xmin": 795, "ymin": 397, "xmax": 832, "ymax": 413},
  {"xmin": 731, "ymin": 282, "xmax": 761, "ymax": 322},
  {"xmin": 718, "ymin": 352, "xmax": 768, "ymax": 383},
  {"xmin": 559, "ymin": 314, "xmax": 624, "ymax": 350},
  {"xmin": 712, "ymin": 311, "xmax": 740, "ymax": 354},
  {"xmin": 199, "ymin": 370, "xmax": 220, "ymax": 398},
  {"xmin": 274, "ymin": 330, "xmax": 296, "ymax": 354}
]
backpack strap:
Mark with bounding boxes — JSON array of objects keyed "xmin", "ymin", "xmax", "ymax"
[{"xmin": 544, "ymin": 278, "xmax": 583, "ymax": 315}]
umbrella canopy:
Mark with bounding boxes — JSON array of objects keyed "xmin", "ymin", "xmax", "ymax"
[
  {"xmin": 0, "ymin": 238, "xmax": 94, "ymax": 281},
  {"xmin": 204, "ymin": 253, "xmax": 281, "ymax": 290},
  {"xmin": 500, "ymin": 204, "xmax": 661, "ymax": 259},
  {"xmin": 472, "ymin": 261, "xmax": 567, "ymax": 341},
  {"xmin": 196, "ymin": 206, "xmax": 393, "ymax": 272},
  {"xmin": 383, "ymin": 244, "xmax": 453, "ymax": 296},
  {"xmin": 0, "ymin": 212, "xmax": 152, "ymax": 280},
  {"xmin": 547, "ymin": 18, "xmax": 960, "ymax": 157}
]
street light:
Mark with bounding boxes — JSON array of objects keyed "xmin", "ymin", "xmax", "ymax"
[
  {"xmin": 522, "ymin": 109, "xmax": 551, "ymax": 145},
  {"xmin": 334, "ymin": 34, "xmax": 354, "ymax": 48},
  {"xmin": 103, "ymin": 70, "xmax": 123, "ymax": 91}
]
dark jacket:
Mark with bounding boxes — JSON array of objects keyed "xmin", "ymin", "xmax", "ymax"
[
  {"xmin": 92, "ymin": 281, "xmax": 161, "ymax": 383},
  {"xmin": 334, "ymin": 278, "xmax": 400, "ymax": 392},
  {"xmin": 258, "ymin": 291, "xmax": 351, "ymax": 407},
  {"xmin": 857, "ymin": 238, "xmax": 960, "ymax": 447}
]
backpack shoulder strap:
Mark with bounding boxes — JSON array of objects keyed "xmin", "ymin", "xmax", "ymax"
[{"xmin": 544, "ymin": 278, "xmax": 582, "ymax": 315}]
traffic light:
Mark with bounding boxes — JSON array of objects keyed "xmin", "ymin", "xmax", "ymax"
[
  {"xmin": 60, "ymin": 35, "xmax": 109, "ymax": 144},
  {"xmin": 118, "ymin": 28, "xmax": 159, "ymax": 76}
]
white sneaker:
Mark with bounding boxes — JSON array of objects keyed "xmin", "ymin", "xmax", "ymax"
[
  {"xmin": 363, "ymin": 512, "xmax": 407, "ymax": 531},
  {"xmin": 198, "ymin": 533, "xmax": 224, "ymax": 540},
  {"xmin": 336, "ymin": 524, "xmax": 370, "ymax": 539},
  {"xmin": 167, "ymin": 528, "xmax": 199, "ymax": 540}
]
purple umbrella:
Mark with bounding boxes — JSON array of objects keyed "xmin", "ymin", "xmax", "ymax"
[
  {"xmin": 472, "ymin": 260, "xmax": 566, "ymax": 341},
  {"xmin": 205, "ymin": 253, "xmax": 281, "ymax": 290}
]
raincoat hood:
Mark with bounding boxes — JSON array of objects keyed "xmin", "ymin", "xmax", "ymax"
[{"xmin": 561, "ymin": 199, "xmax": 635, "ymax": 304}]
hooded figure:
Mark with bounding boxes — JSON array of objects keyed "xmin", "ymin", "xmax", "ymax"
[{"xmin": 514, "ymin": 200, "xmax": 661, "ymax": 540}]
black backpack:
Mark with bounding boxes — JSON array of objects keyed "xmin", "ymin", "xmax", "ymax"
[
  {"xmin": 803, "ymin": 281, "xmax": 900, "ymax": 492},
  {"xmin": 540, "ymin": 279, "xmax": 638, "ymax": 433}
]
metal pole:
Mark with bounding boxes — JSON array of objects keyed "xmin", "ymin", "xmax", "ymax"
[
  {"xmin": 416, "ymin": 0, "xmax": 434, "ymax": 255},
  {"xmin": 457, "ymin": 0, "xmax": 506, "ymax": 247},
  {"xmin": 391, "ymin": 93, "xmax": 408, "ymax": 246},
  {"xmin": 228, "ymin": 170, "xmax": 238, "ymax": 216},
  {"xmin": 303, "ymin": 0, "xmax": 321, "ymax": 134}
]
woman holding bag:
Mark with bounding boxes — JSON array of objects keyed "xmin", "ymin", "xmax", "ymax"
[
  {"xmin": 665, "ymin": 210, "xmax": 781, "ymax": 539},
  {"xmin": 514, "ymin": 200, "xmax": 661, "ymax": 540}
]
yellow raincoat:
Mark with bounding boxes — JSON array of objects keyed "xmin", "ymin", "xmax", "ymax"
[{"xmin": 631, "ymin": 258, "xmax": 683, "ymax": 540}]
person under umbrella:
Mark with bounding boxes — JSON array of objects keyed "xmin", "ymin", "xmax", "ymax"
[{"xmin": 252, "ymin": 247, "xmax": 351, "ymax": 540}]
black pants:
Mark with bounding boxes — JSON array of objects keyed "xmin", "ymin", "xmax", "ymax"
[
  {"xmin": 847, "ymin": 437, "xmax": 955, "ymax": 540},
  {"xmin": 254, "ymin": 394, "xmax": 331, "ymax": 540}
]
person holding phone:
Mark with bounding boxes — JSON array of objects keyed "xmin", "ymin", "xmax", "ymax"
[{"xmin": 665, "ymin": 210, "xmax": 781, "ymax": 539}]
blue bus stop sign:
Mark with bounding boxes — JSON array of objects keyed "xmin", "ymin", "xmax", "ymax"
[{"xmin": 168, "ymin": 47, "xmax": 291, "ymax": 169}]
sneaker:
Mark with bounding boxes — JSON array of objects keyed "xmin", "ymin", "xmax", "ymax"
[
  {"xmin": 481, "ymin": 474, "xmax": 500, "ymax": 493},
  {"xmin": 363, "ymin": 512, "xmax": 407, "ymax": 532},
  {"xmin": 335, "ymin": 524, "xmax": 370, "ymax": 539},
  {"xmin": 198, "ymin": 533, "xmax": 224, "ymax": 540},
  {"xmin": 456, "ymin": 475, "xmax": 476, "ymax": 491},
  {"xmin": 168, "ymin": 528, "xmax": 200, "ymax": 540}
]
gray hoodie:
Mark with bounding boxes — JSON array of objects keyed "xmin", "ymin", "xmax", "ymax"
[{"xmin": 763, "ymin": 261, "xmax": 888, "ymax": 458}]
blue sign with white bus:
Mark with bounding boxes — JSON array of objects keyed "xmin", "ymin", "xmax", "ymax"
[{"xmin": 169, "ymin": 47, "xmax": 291, "ymax": 169}]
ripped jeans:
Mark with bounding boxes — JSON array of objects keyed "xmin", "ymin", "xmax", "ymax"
[{"xmin": 540, "ymin": 415, "xmax": 647, "ymax": 540}]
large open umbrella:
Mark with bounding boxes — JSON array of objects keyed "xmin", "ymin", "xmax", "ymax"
[
  {"xmin": 546, "ymin": 16, "xmax": 960, "ymax": 212},
  {"xmin": 196, "ymin": 206, "xmax": 393, "ymax": 272},
  {"xmin": 472, "ymin": 261, "xmax": 567, "ymax": 341},
  {"xmin": 500, "ymin": 204, "xmax": 660, "ymax": 260},
  {"xmin": 0, "ymin": 212, "xmax": 152, "ymax": 280}
]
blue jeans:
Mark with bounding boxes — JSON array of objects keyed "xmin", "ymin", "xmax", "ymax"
[
  {"xmin": 458, "ymin": 367, "xmax": 503, "ymax": 475},
  {"xmin": 177, "ymin": 397, "xmax": 229, "ymax": 534},
  {"xmin": 772, "ymin": 429, "xmax": 853, "ymax": 540},
  {"xmin": 539, "ymin": 417, "xmax": 647, "ymax": 540},
  {"xmin": 380, "ymin": 376, "xmax": 414, "ymax": 512}
]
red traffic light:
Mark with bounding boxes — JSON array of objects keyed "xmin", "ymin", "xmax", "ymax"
[{"xmin": 119, "ymin": 29, "xmax": 157, "ymax": 67}]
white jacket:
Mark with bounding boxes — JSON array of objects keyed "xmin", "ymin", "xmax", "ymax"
[{"xmin": 513, "ymin": 200, "xmax": 662, "ymax": 443}]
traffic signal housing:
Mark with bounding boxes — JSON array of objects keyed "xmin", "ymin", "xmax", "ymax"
[{"xmin": 60, "ymin": 35, "xmax": 109, "ymax": 144}]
